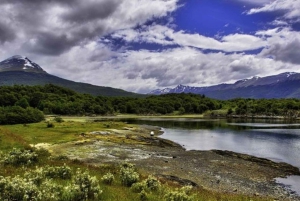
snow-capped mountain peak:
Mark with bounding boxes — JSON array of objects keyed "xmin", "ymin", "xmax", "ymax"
[
  {"xmin": 285, "ymin": 72, "xmax": 296, "ymax": 77},
  {"xmin": 148, "ymin": 72, "xmax": 300, "ymax": 99},
  {"xmin": 0, "ymin": 55, "xmax": 46, "ymax": 73}
]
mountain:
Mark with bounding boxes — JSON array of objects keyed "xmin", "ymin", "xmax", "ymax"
[
  {"xmin": 0, "ymin": 55, "xmax": 46, "ymax": 73},
  {"xmin": 149, "ymin": 72, "xmax": 300, "ymax": 99},
  {"xmin": 0, "ymin": 55, "xmax": 141, "ymax": 97}
]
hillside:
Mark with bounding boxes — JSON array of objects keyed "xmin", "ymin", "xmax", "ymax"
[{"xmin": 0, "ymin": 55, "xmax": 141, "ymax": 97}]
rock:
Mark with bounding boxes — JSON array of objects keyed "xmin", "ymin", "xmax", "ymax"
[
  {"xmin": 90, "ymin": 131, "xmax": 110, "ymax": 135},
  {"xmin": 212, "ymin": 150, "xmax": 300, "ymax": 176},
  {"xmin": 156, "ymin": 174, "xmax": 199, "ymax": 187}
]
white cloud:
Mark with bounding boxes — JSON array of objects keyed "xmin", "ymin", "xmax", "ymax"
[
  {"xmin": 256, "ymin": 27, "xmax": 300, "ymax": 64},
  {"xmin": 38, "ymin": 42, "xmax": 299, "ymax": 93},
  {"xmin": 271, "ymin": 19, "xmax": 289, "ymax": 26},
  {"xmin": 235, "ymin": 0, "xmax": 273, "ymax": 6},
  {"xmin": 248, "ymin": 0, "xmax": 300, "ymax": 20},
  {"xmin": 113, "ymin": 25, "xmax": 267, "ymax": 52}
]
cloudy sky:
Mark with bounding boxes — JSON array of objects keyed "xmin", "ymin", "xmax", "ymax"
[{"xmin": 0, "ymin": 0, "xmax": 300, "ymax": 93}]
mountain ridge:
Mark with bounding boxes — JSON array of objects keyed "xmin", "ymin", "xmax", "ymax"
[
  {"xmin": 0, "ymin": 55, "xmax": 141, "ymax": 97},
  {"xmin": 149, "ymin": 72, "xmax": 300, "ymax": 99}
]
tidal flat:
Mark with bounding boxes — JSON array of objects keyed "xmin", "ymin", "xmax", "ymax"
[
  {"xmin": 36, "ymin": 121, "xmax": 300, "ymax": 201},
  {"xmin": 2, "ymin": 116, "xmax": 300, "ymax": 200}
]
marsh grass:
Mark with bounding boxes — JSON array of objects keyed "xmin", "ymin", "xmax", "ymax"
[{"xmin": 2, "ymin": 120, "xmax": 127, "ymax": 145}]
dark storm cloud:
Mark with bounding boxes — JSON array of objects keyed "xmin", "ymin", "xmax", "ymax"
[
  {"xmin": 25, "ymin": 32, "xmax": 77, "ymax": 56},
  {"xmin": 0, "ymin": 21, "xmax": 16, "ymax": 43},
  {"xmin": 262, "ymin": 39, "xmax": 300, "ymax": 64},
  {"xmin": 0, "ymin": 0, "xmax": 120, "ymax": 56},
  {"xmin": 0, "ymin": 0, "xmax": 77, "ymax": 6},
  {"xmin": 62, "ymin": 1, "xmax": 119, "ymax": 23},
  {"xmin": 141, "ymin": 68, "xmax": 168, "ymax": 80},
  {"xmin": 72, "ymin": 26, "xmax": 105, "ymax": 41},
  {"xmin": 230, "ymin": 65, "xmax": 253, "ymax": 74},
  {"xmin": 126, "ymin": 73, "xmax": 139, "ymax": 80}
]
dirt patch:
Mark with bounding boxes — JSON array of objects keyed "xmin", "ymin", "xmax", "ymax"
[{"xmin": 30, "ymin": 143, "xmax": 52, "ymax": 149}]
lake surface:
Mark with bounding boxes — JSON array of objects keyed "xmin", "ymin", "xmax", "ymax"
[{"xmin": 122, "ymin": 118, "xmax": 300, "ymax": 194}]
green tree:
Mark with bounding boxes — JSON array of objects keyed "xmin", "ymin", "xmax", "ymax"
[{"xmin": 15, "ymin": 98, "xmax": 29, "ymax": 109}]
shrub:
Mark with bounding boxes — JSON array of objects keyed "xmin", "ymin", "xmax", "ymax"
[
  {"xmin": 24, "ymin": 168, "xmax": 44, "ymax": 186},
  {"xmin": 68, "ymin": 168, "xmax": 102, "ymax": 200},
  {"xmin": 131, "ymin": 182, "xmax": 146, "ymax": 193},
  {"xmin": 0, "ymin": 175, "xmax": 40, "ymax": 201},
  {"xmin": 39, "ymin": 179, "xmax": 64, "ymax": 200},
  {"xmin": 131, "ymin": 175, "xmax": 161, "ymax": 193},
  {"xmin": 140, "ymin": 189, "xmax": 148, "ymax": 201},
  {"xmin": 0, "ymin": 164, "xmax": 102, "ymax": 201},
  {"xmin": 54, "ymin": 116, "xmax": 64, "ymax": 123},
  {"xmin": 47, "ymin": 122, "xmax": 55, "ymax": 128},
  {"xmin": 0, "ymin": 176, "xmax": 6, "ymax": 193},
  {"xmin": 101, "ymin": 172, "xmax": 115, "ymax": 185},
  {"xmin": 35, "ymin": 147, "xmax": 51, "ymax": 158},
  {"xmin": 164, "ymin": 186, "xmax": 193, "ymax": 201},
  {"xmin": 1, "ymin": 148, "xmax": 38, "ymax": 166},
  {"xmin": 43, "ymin": 164, "xmax": 72, "ymax": 180},
  {"xmin": 144, "ymin": 175, "xmax": 161, "ymax": 192},
  {"xmin": 120, "ymin": 163, "xmax": 139, "ymax": 187}
]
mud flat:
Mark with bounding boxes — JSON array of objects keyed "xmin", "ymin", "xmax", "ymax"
[{"xmin": 48, "ymin": 124, "xmax": 300, "ymax": 201}]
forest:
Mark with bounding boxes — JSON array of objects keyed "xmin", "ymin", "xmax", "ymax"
[{"xmin": 1, "ymin": 84, "xmax": 300, "ymax": 124}]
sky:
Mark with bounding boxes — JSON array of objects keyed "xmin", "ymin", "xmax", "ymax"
[{"xmin": 0, "ymin": 0, "xmax": 300, "ymax": 93}]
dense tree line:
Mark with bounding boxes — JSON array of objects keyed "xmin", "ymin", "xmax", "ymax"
[
  {"xmin": 0, "ymin": 106, "xmax": 44, "ymax": 125},
  {"xmin": 0, "ymin": 84, "xmax": 300, "ymax": 124},
  {"xmin": 0, "ymin": 85, "xmax": 220, "ymax": 117},
  {"xmin": 228, "ymin": 98, "xmax": 300, "ymax": 118}
]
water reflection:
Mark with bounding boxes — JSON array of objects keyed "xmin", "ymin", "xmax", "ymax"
[{"xmin": 276, "ymin": 176, "xmax": 300, "ymax": 195}]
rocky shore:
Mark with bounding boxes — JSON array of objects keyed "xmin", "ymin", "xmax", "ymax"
[{"xmin": 48, "ymin": 124, "xmax": 300, "ymax": 201}]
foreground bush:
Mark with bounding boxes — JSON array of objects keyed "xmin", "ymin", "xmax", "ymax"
[
  {"xmin": 69, "ymin": 169, "xmax": 102, "ymax": 200},
  {"xmin": 101, "ymin": 172, "xmax": 115, "ymax": 185},
  {"xmin": 131, "ymin": 175, "xmax": 161, "ymax": 193},
  {"xmin": 1, "ymin": 148, "xmax": 38, "ymax": 166},
  {"xmin": 0, "ymin": 175, "xmax": 40, "ymax": 201},
  {"xmin": 120, "ymin": 162, "xmax": 139, "ymax": 187},
  {"xmin": 0, "ymin": 167, "xmax": 102, "ymax": 201},
  {"xmin": 164, "ymin": 186, "xmax": 194, "ymax": 201},
  {"xmin": 43, "ymin": 164, "xmax": 72, "ymax": 179}
]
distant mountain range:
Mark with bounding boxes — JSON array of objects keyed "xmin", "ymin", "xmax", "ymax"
[
  {"xmin": 2, "ymin": 55, "xmax": 300, "ymax": 99},
  {"xmin": 0, "ymin": 55, "xmax": 140, "ymax": 97},
  {"xmin": 149, "ymin": 72, "xmax": 300, "ymax": 99}
]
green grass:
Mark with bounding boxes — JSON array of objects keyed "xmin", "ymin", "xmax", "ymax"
[
  {"xmin": 2, "ymin": 120, "xmax": 126, "ymax": 145},
  {"xmin": 0, "ymin": 119, "xmax": 275, "ymax": 201}
]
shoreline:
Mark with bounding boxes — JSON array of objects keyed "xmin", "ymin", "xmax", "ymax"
[
  {"xmin": 46, "ymin": 123, "xmax": 300, "ymax": 200},
  {"xmin": 52, "ymin": 114, "xmax": 300, "ymax": 121}
]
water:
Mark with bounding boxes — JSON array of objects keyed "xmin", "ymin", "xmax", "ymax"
[
  {"xmin": 121, "ymin": 118, "xmax": 300, "ymax": 194},
  {"xmin": 160, "ymin": 127, "xmax": 300, "ymax": 167}
]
